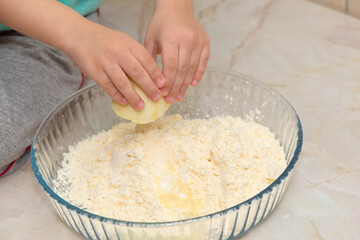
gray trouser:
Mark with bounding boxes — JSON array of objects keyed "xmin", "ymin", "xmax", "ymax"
[{"xmin": 0, "ymin": 13, "xmax": 98, "ymax": 177}]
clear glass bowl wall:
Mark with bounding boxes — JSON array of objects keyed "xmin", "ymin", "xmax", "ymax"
[{"xmin": 31, "ymin": 69, "xmax": 303, "ymax": 240}]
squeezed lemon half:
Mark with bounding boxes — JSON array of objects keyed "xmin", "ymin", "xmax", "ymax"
[{"xmin": 111, "ymin": 81, "xmax": 170, "ymax": 124}]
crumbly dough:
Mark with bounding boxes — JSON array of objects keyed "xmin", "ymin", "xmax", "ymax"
[{"xmin": 53, "ymin": 114, "xmax": 286, "ymax": 222}]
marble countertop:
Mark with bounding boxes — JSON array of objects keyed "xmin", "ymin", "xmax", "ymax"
[{"xmin": 1, "ymin": 0, "xmax": 359, "ymax": 239}]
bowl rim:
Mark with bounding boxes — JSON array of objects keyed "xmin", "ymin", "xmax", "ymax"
[{"xmin": 31, "ymin": 68, "xmax": 303, "ymax": 227}]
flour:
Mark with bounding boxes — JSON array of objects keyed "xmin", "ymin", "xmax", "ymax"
[{"xmin": 53, "ymin": 114, "xmax": 286, "ymax": 222}]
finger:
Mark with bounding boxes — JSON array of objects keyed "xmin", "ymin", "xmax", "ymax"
[
  {"xmin": 121, "ymin": 51, "xmax": 162, "ymax": 102},
  {"xmin": 191, "ymin": 44, "xmax": 210, "ymax": 86},
  {"xmin": 166, "ymin": 45, "xmax": 191, "ymax": 104},
  {"xmin": 176, "ymin": 48, "xmax": 202, "ymax": 101},
  {"xmin": 97, "ymin": 71, "xmax": 128, "ymax": 106},
  {"xmin": 104, "ymin": 64, "xmax": 144, "ymax": 110},
  {"xmin": 161, "ymin": 43, "xmax": 179, "ymax": 97},
  {"xmin": 131, "ymin": 45, "xmax": 165, "ymax": 88}
]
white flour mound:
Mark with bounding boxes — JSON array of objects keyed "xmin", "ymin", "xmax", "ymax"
[{"xmin": 53, "ymin": 114, "xmax": 286, "ymax": 222}]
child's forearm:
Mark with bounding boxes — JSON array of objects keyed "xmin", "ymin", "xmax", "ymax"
[
  {"xmin": 0, "ymin": 0, "xmax": 89, "ymax": 53},
  {"xmin": 154, "ymin": 0, "xmax": 193, "ymax": 15}
]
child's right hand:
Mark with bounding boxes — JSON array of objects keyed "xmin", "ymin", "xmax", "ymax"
[
  {"xmin": 64, "ymin": 22, "xmax": 165, "ymax": 110},
  {"xmin": 0, "ymin": 0, "xmax": 165, "ymax": 110}
]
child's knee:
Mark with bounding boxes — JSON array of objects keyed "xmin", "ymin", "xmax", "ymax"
[
  {"xmin": 0, "ymin": 101, "xmax": 32, "ymax": 174},
  {"xmin": 0, "ymin": 148, "xmax": 30, "ymax": 177}
]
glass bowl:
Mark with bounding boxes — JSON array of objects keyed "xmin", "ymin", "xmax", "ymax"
[{"xmin": 31, "ymin": 69, "xmax": 303, "ymax": 239}]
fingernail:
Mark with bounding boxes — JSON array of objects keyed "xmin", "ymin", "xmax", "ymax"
[
  {"xmin": 152, "ymin": 93, "xmax": 161, "ymax": 101},
  {"xmin": 156, "ymin": 78, "xmax": 165, "ymax": 88},
  {"xmin": 166, "ymin": 96, "xmax": 175, "ymax": 104},
  {"xmin": 161, "ymin": 89, "xmax": 169, "ymax": 96},
  {"xmin": 136, "ymin": 100, "xmax": 144, "ymax": 110},
  {"xmin": 120, "ymin": 97, "xmax": 128, "ymax": 105},
  {"xmin": 191, "ymin": 79, "xmax": 197, "ymax": 86},
  {"xmin": 176, "ymin": 93, "xmax": 183, "ymax": 101}
]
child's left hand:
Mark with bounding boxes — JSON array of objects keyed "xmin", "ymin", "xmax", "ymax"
[{"xmin": 145, "ymin": 0, "xmax": 210, "ymax": 104}]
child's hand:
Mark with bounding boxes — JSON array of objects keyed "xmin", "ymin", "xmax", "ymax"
[
  {"xmin": 145, "ymin": 0, "xmax": 210, "ymax": 104},
  {"xmin": 0, "ymin": 0, "xmax": 166, "ymax": 111},
  {"xmin": 65, "ymin": 23, "xmax": 165, "ymax": 110}
]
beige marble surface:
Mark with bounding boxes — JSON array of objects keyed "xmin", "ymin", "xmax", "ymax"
[
  {"xmin": 349, "ymin": 0, "xmax": 360, "ymax": 18},
  {"xmin": 1, "ymin": 0, "xmax": 360, "ymax": 239},
  {"xmin": 308, "ymin": 0, "xmax": 347, "ymax": 13},
  {"xmin": 307, "ymin": 0, "xmax": 360, "ymax": 18}
]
